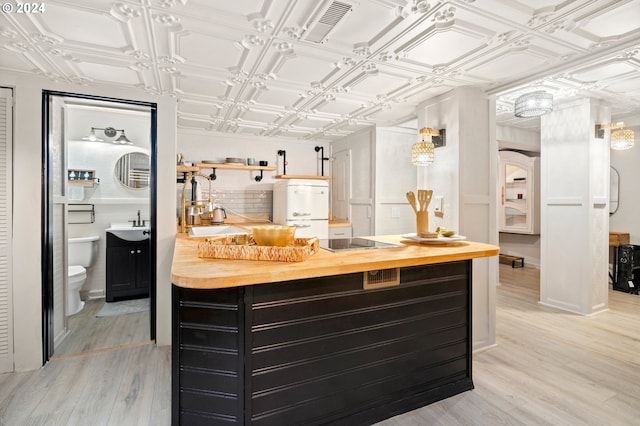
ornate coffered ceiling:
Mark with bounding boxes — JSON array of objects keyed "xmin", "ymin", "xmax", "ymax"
[{"xmin": 1, "ymin": 0, "xmax": 639, "ymax": 140}]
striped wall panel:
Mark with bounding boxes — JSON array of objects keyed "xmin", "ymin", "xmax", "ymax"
[{"xmin": 173, "ymin": 261, "xmax": 472, "ymax": 425}]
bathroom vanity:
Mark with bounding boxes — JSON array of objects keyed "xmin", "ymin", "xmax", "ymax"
[
  {"xmin": 106, "ymin": 231, "xmax": 150, "ymax": 302},
  {"xmin": 171, "ymin": 235, "xmax": 498, "ymax": 425}
]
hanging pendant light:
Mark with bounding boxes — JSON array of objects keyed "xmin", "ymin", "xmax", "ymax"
[
  {"xmin": 411, "ymin": 127, "xmax": 438, "ymax": 166},
  {"xmin": 596, "ymin": 121, "xmax": 635, "ymax": 150},
  {"xmin": 611, "ymin": 129, "xmax": 635, "ymax": 150},
  {"xmin": 514, "ymin": 90, "xmax": 553, "ymax": 118}
]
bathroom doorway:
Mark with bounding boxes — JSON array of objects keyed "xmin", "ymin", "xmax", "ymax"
[{"xmin": 42, "ymin": 91, "xmax": 157, "ymax": 361}]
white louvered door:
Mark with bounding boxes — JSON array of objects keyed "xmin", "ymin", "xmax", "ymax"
[{"xmin": 0, "ymin": 87, "xmax": 14, "ymax": 373}]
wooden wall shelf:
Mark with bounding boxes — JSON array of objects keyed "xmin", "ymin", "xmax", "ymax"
[
  {"xmin": 196, "ymin": 163, "xmax": 276, "ymax": 172},
  {"xmin": 177, "ymin": 163, "xmax": 277, "ymax": 182},
  {"xmin": 275, "ymin": 174, "xmax": 332, "ymax": 180},
  {"xmin": 176, "ymin": 165, "xmax": 199, "ymax": 173},
  {"xmin": 68, "ymin": 179, "xmax": 99, "ymax": 188},
  {"xmin": 68, "ymin": 168, "xmax": 98, "ymax": 187}
]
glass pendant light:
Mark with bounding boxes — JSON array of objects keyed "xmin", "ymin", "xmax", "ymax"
[
  {"xmin": 514, "ymin": 91, "xmax": 553, "ymax": 118},
  {"xmin": 411, "ymin": 127, "xmax": 438, "ymax": 166},
  {"xmin": 611, "ymin": 129, "xmax": 635, "ymax": 150}
]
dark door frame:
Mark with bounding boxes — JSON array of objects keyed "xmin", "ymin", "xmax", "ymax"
[{"xmin": 41, "ymin": 90, "xmax": 157, "ymax": 363}]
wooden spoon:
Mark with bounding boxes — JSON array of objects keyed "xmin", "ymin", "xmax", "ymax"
[
  {"xmin": 417, "ymin": 189, "xmax": 433, "ymax": 212},
  {"xmin": 406, "ymin": 191, "xmax": 417, "ymax": 213}
]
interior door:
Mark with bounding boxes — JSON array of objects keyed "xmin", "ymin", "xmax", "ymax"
[
  {"xmin": 331, "ymin": 149, "xmax": 350, "ymax": 221},
  {"xmin": 0, "ymin": 87, "xmax": 14, "ymax": 373},
  {"xmin": 51, "ymin": 96, "xmax": 69, "ymax": 351}
]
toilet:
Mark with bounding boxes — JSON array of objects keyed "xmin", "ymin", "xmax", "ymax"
[{"xmin": 67, "ymin": 236, "xmax": 99, "ymax": 316}]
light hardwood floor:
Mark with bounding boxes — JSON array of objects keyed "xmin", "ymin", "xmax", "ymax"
[
  {"xmin": 53, "ymin": 298, "xmax": 150, "ymax": 358},
  {"xmin": 2, "ymin": 265, "xmax": 640, "ymax": 425},
  {"xmin": 381, "ymin": 265, "xmax": 640, "ymax": 425}
]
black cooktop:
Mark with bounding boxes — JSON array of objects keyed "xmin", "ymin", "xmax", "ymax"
[{"xmin": 319, "ymin": 238, "xmax": 402, "ymax": 252}]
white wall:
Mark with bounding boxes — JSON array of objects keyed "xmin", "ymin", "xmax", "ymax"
[
  {"xmin": 178, "ymin": 128, "xmax": 329, "ymax": 190},
  {"xmin": 498, "ymin": 233, "xmax": 541, "ymax": 267},
  {"xmin": 417, "ymin": 87, "xmax": 499, "ymax": 351},
  {"xmin": 497, "ymin": 125, "xmax": 540, "ymax": 152},
  {"xmin": 2, "ymin": 73, "xmax": 176, "ymax": 371},
  {"xmin": 329, "ymin": 125, "xmax": 417, "ymax": 237},
  {"xmin": 610, "ymin": 125, "xmax": 640, "ymax": 244},
  {"xmin": 374, "ymin": 127, "xmax": 417, "ymax": 236}
]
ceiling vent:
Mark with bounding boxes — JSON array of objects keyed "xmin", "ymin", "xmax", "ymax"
[{"xmin": 304, "ymin": 1, "xmax": 355, "ymax": 43}]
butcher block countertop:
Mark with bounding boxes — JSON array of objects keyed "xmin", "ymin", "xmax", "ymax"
[{"xmin": 171, "ymin": 234, "xmax": 499, "ymax": 289}]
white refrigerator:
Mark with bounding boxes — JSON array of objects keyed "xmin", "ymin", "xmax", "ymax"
[{"xmin": 273, "ymin": 179, "xmax": 329, "ymax": 239}]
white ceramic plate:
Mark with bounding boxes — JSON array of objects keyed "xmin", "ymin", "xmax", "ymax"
[{"xmin": 401, "ymin": 233, "xmax": 467, "ymax": 244}]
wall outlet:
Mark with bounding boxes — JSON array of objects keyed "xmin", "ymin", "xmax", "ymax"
[{"xmin": 391, "ymin": 207, "xmax": 400, "ymax": 218}]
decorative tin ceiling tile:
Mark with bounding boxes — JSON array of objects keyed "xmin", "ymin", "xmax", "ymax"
[{"xmin": 0, "ymin": 0, "xmax": 638, "ymax": 138}]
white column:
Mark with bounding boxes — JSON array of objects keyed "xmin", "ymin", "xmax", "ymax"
[
  {"xmin": 540, "ymin": 98, "xmax": 610, "ymax": 315},
  {"xmin": 417, "ymin": 87, "xmax": 499, "ymax": 350}
]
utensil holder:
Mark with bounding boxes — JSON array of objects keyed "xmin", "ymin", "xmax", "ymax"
[
  {"xmin": 416, "ymin": 211, "xmax": 428, "ymax": 235},
  {"xmin": 416, "ymin": 211, "xmax": 437, "ymax": 238}
]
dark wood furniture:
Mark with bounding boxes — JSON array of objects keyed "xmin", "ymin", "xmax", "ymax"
[{"xmin": 106, "ymin": 232, "xmax": 150, "ymax": 302}]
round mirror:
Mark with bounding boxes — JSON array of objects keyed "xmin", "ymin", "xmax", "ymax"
[
  {"xmin": 610, "ymin": 166, "xmax": 619, "ymax": 215},
  {"xmin": 114, "ymin": 152, "xmax": 150, "ymax": 189}
]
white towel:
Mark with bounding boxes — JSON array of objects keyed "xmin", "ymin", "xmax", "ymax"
[{"xmin": 69, "ymin": 185, "xmax": 84, "ymax": 201}]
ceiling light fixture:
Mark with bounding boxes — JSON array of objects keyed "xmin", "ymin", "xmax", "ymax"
[
  {"xmin": 83, "ymin": 127, "xmax": 133, "ymax": 145},
  {"xmin": 411, "ymin": 127, "xmax": 446, "ymax": 166},
  {"xmin": 514, "ymin": 90, "xmax": 553, "ymax": 118},
  {"xmin": 611, "ymin": 129, "xmax": 635, "ymax": 150},
  {"xmin": 595, "ymin": 121, "xmax": 635, "ymax": 150}
]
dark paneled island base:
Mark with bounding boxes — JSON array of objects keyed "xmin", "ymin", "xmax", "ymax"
[{"xmin": 172, "ymin": 260, "xmax": 473, "ymax": 425}]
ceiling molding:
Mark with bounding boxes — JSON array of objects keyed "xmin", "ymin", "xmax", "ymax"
[{"xmin": 1, "ymin": 0, "xmax": 639, "ymax": 138}]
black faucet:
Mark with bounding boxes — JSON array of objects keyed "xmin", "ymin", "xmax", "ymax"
[{"xmin": 130, "ymin": 210, "xmax": 146, "ymax": 227}]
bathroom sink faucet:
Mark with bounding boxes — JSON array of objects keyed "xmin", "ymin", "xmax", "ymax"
[{"xmin": 130, "ymin": 210, "xmax": 147, "ymax": 227}]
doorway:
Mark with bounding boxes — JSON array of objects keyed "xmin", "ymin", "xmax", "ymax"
[
  {"xmin": 331, "ymin": 149, "xmax": 351, "ymax": 222},
  {"xmin": 42, "ymin": 91, "xmax": 157, "ymax": 362}
]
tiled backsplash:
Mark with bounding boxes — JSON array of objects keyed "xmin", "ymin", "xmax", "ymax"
[{"xmin": 211, "ymin": 189, "xmax": 273, "ymax": 217}]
